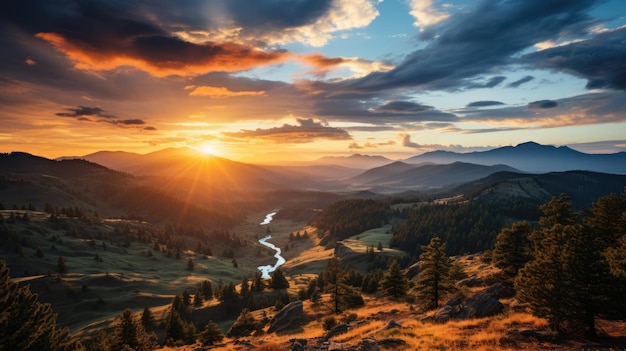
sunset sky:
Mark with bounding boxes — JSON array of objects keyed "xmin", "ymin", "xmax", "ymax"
[{"xmin": 2, "ymin": 0, "xmax": 626, "ymax": 162}]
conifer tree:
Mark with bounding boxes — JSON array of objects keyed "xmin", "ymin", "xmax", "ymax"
[
  {"xmin": 58, "ymin": 256, "xmax": 67, "ymax": 274},
  {"xmin": 165, "ymin": 308, "xmax": 196, "ymax": 345},
  {"xmin": 251, "ymin": 272, "xmax": 265, "ymax": 292},
  {"xmin": 380, "ymin": 259, "xmax": 408, "ymax": 297},
  {"xmin": 226, "ymin": 308, "xmax": 261, "ymax": 337},
  {"xmin": 492, "ymin": 221, "xmax": 533, "ymax": 278},
  {"xmin": 140, "ymin": 307, "xmax": 154, "ymax": 328},
  {"xmin": 200, "ymin": 280, "xmax": 213, "ymax": 300},
  {"xmin": 111, "ymin": 308, "xmax": 156, "ymax": 351},
  {"xmin": 0, "ymin": 261, "xmax": 84, "ymax": 351},
  {"xmin": 270, "ymin": 268, "xmax": 289, "ymax": 290},
  {"xmin": 414, "ymin": 237, "xmax": 453, "ymax": 309},
  {"xmin": 199, "ymin": 320, "xmax": 224, "ymax": 346}
]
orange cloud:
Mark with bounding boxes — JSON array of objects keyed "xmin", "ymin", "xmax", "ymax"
[
  {"xmin": 36, "ymin": 32, "xmax": 293, "ymax": 77},
  {"xmin": 185, "ymin": 85, "xmax": 266, "ymax": 98}
]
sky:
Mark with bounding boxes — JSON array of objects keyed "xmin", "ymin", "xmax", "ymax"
[{"xmin": 2, "ymin": 0, "xmax": 626, "ymax": 162}]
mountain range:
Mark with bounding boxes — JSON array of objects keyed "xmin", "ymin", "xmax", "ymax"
[{"xmin": 404, "ymin": 142, "xmax": 626, "ymax": 174}]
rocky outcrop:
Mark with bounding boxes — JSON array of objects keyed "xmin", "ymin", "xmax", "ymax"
[
  {"xmin": 433, "ymin": 293, "xmax": 504, "ymax": 322},
  {"xmin": 484, "ymin": 281, "xmax": 515, "ymax": 299},
  {"xmin": 267, "ymin": 301, "xmax": 304, "ymax": 334},
  {"xmin": 323, "ymin": 323, "xmax": 349, "ymax": 341}
]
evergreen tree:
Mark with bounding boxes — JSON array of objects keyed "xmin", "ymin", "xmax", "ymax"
[
  {"xmin": 199, "ymin": 320, "xmax": 224, "ymax": 346},
  {"xmin": 186, "ymin": 257, "xmax": 194, "ymax": 271},
  {"xmin": 164, "ymin": 308, "xmax": 196, "ymax": 345},
  {"xmin": 251, "ymin": 272, "xmax": 265, "ymax": 292},
  {"xmin": 515, "ymin": 193, "xmax": 626, "ymax": 336},
  {"xmin": 270, "ymin": 268, "xmax": 289, "ymax": 290},
  {"xmin": 380, "ymin": 259, "xmax": 408, "ymax": 297},
  {"xmin": 414, "ymin": 237, "xmax": 453, "ymax": 309},
  {"xmin": 140, "ymin": 307, "xmax": 154, "ymax": 328},
  {"xmin": 200, "ymin": 280, "xmax": 213, "ymax": 300},
  {"xmin": 492, "ymin": 221, "xmax": 533, "ymax": 278},
  {"xmin": 58, "ymin": 256, "xmax": 67, "ymax": 274},
  {"xmin": 226, "ymin": 308, "xmax": 261, "ymax": 337},
  {"xmin": 193, "ymin": 291, "xmax": 203, "ymax": 307},
  {"xmin": 240, "ymin": 276, "xmax": 250, "ymax": 297},
  {"xmin": 217, "ymin": 282, "xmax": 239, "ymax": 303},
  {"xmin": 111, "ymin": 308, "xmax": 156, "ymax": 351},
  {"xmin": 0, "ymin": 261, "xmax": 84, "ymax": 351}
]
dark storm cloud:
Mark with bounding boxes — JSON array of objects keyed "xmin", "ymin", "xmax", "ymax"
[
  {"xmin": 344, "ymin": 0, "xmax": 598, "ymax": 92},
  {"xmin": 527, "ymin": 100, "xmax": 558, "ymax": 109},
  {"xmin": 507, "ymin": 75, "xmax": 534, "ymax": 88},
  {"xmin": 226, "ymin": 0, "xmax": 333, "ymax": 31},
  {"xmin": 467, "ymin": 101, "xmax": 505, "ymax": 107},
  {"xmin": 523, "ymin": 27, "xmax": 626, "ymax": 91}
]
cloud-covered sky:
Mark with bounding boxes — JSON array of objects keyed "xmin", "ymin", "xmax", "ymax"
[{"xmin": 2, "ymin": 0, "xmax": 626, "ymax": 161}]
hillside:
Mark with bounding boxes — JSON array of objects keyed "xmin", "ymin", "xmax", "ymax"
[
  {"xmin": 405, "ymin": 142, "xmax": 626, "ymax": 174},
  {"xmin": 348, "ymin": 161, "xmax": 519, "ymax": 191}
]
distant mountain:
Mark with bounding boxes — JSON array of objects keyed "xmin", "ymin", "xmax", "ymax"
[
  {"xmin": 314, "ymin": 154, "xmax": 393, "ymax": 169},
  {"xmin": 449, "ymin": 170, "xmax": 626, "ymax": 209},
  {"xmin": 347, "ymin": 161, "xmax": 519, "ymax": 190},
  {"xmin": 405, "ymin": 141, "xmax": 626, "ymax": 174},
  {"xmin": 2, "ymin": 151, "xmax": 126, "ymax": 179},
  {"xmin": 71, "ymin": 147, "xmax": 317, "ymax": 192}
]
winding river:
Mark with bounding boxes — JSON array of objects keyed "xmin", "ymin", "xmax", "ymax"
[{"xmin": 257, "ymin": 212, "xmax": 286, "ymax": 279}]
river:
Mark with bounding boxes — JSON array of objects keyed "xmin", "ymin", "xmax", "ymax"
[{"xmin": 257, "ymin": 212, "xmax": 285, "ymax": 279}]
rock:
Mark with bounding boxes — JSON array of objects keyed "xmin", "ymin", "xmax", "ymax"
[
  {"xmin": 290, "ymin": 338, "xmax": 307, "ymax": 351},
  {"xmin": 457, "ymin": 277, "xmax": 484, "ymax": 287},
  {"xmin": 485, "ymin": 281, "xmax": 515, "ymax": 299},
  {"xmin": 357, "ymin": 338, "xmax": 379, "ymax": 351},
  {"xmin": 377, "ymin": 338, "xmax": 407, "ymax": 348},
  {"xmin": 444, "ymin": 295, "xmax": 463, "ymax": 306},
  {"xmin": 323, "ymin": 323, "xmax": 349, "ymax": 341},
  {"xmin": 462, "ymin": 293, "xmax": 504, "ymax": 318},
  {"xmin": 433, "ymin": 304, "xmax": 463, "ymax": 323},
  {"xmin": 383, "ymin": 319, "xmax": 402, "ymax": 330},
  {"xmin": 267, "ymin": 301, "xmax": 304, "ymax": 334},
  {"xmin": 328, "ymin": 341, "xmax": 344, "ymax": 350}
]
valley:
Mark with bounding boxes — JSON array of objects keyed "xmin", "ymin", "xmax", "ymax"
[{"xmin": 1, "ymin": 142, "xmax": 625, "ymax": 350}]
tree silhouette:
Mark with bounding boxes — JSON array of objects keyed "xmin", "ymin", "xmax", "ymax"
[
  {"xmin": 270, "ymin": 268, "xmax": 289, "ymax": 290},
  {"xmin": 492, "ymin": 221, "xmax": 533, "ymax": 278},
  {"xmin": 199, "ymin": 320, "xmax": 224, "ymax": 346},
  {"xmin": 0, "ymin": 261, "xmax": 84, "ymax": 351}
]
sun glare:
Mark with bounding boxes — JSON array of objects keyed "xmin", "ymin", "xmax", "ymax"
[{"xmin": 195, "ymin": 144, "xmax": 219, "ymax": 155}]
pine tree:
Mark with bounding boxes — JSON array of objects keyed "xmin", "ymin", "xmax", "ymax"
[
  {"xmin": 492, "ymin": 221, "xmax": 533, "ymax": 278},
  {"xmin": 251, "ymin": 272, "xmax": 265, "ymax": 292},
  {"xmin": 226, "ymin": 308, "xmax": 260, "ymax": 337},
  {"xmin": 186, "ymin": 257, "xmax": 194, "ymax": 271},
  {"xmin": 140, "ymin": 307, "xmax": 154, "ymax": 328},
  {"xmin": 270, "ymin": 268, "xmax": 289, "ymax": 290},
  {"xmin": 200, "ymin": 280, "xmax": 213, "ymax": 300},
  {"xmin": 380, "ymin": 259, "xmax": 408, "ymax": 297},
  {"xmin": 58, "ymin": 256, "xmax": 67, "ymax": 274},
  {"xmin": 165, "ymin": 308, "xmax": 196, "ymax": 345},
  {"xmin": 199, "ymin": 320, "xmax": 224, "ymax": 346},
  {"xmin": 414, "ymin": 237, "xmax": 453, "ymax": 309},
  {"xmin": 111, "ymin": 308, "xmax": 156, "ymax": 351},
  {"xmin": 0, "ymin": 261, "xmax": 84, "ymax": 351},
  {"xmin": 240, "ymin": 276, "xmax": 250, "ymax": 297}
]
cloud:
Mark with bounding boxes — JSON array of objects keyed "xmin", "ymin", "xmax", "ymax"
[
  {"xmin": 507, "ymin": 75, "xmax": 534, "ymax": 88},
  {"xmin": 465, "ymin": 76, "xmax": 506, "ymax": 89},
  {"xmin": 55, "ymin": 105, "xmax": 150, "ymax": 128},
  {"xmin": 409, "ymin": 0, "xmax": 450, "ymax": 30},
  {"xmin": 527, "ymin": 100, "xmax": 558, "ymax": 109},
  {"xmin": 345, "ymin": 0, "xmax": 598, "ymax": 92},
  {"xmin": 55, "ymin": 106, "xmax": 115, "ymax": 118},
  {"xmin": 522, "ymin": 26, "xmax": 626, "ymax": 90},
  {"xmin": 298, "ymin": 54, "xmax": 394, "ymax": 78},
  {"xmin": 348, "ymin": 140, "xmax": 396, "ymax": 149},
  {"xmin": 222, "ymin": 118, "xmax": 352, "ymax": 143},
  {"xmin": 186, "ymin": 85, "xmax": 266, "ymax": 98},
  {"xmin": 466, "ymin": 101, "xmax": 505, "ymax": 107},
  {"xmin": 372, "ymin": 101, "xmax": 433, "ymax": 113},
  {"xmin": 36, "ymin": 32, "xmax": 292, "ymax": 77}
]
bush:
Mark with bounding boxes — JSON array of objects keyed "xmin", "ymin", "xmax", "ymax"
[{"xmin": 322, "ymin": 316, "xmax": 337, "ymax": 331}]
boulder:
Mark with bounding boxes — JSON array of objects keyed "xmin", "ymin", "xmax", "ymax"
[
  {"xmin": 462, "ymin": 293, "xmax": 504, "ymax": 318},
  {"xmin": 267, "ymin": 301, "xmax": 304, "ymax": 334},
  {"xmin": 357, "ymin": 338, "xmax": 379, "ymax": 351},
  {"xmin": 323, "ymin": 323, "xmax": 349, "ymax": 341},
  {"xmin": 433, "ymin": 304, "xmax": 462, "ymax": 323},
  {"xmin": 377, "ymin": 338, "xmax": 407, "ymax": 348},
  {"xmin": 383, "ymin": 319, "xmax": 402, "ymax": 330},
  {"xmin": 457, "ymin": 277, "xmax": 484, "ymax": 287},
  {"xmin": 485, "ymin": 281, "xmax": 515, "ymax": 299}
]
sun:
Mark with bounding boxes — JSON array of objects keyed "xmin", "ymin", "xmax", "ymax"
[{"xmin": 194, "ymin": 144, "xmax": 219, "ymax": 156}]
